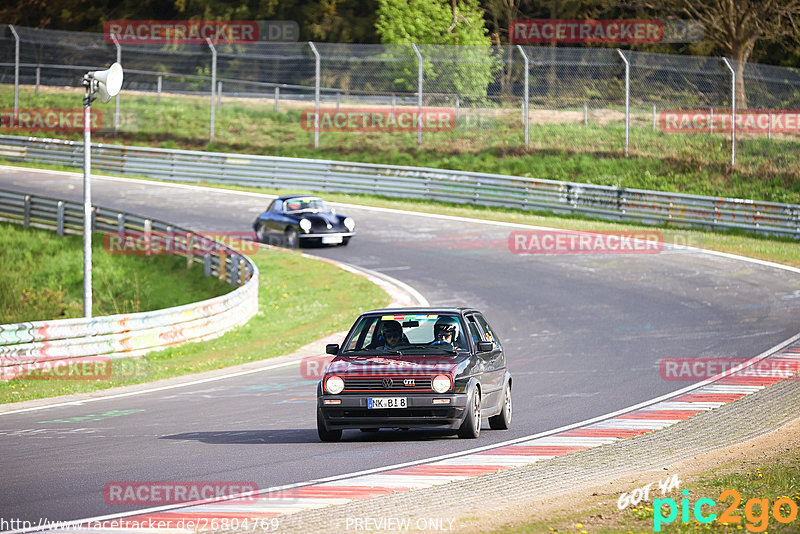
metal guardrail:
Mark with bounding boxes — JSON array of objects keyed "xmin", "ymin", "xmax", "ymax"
[
  {"xmin": 0, "ymin": 134, "xmax": 797, "ymax": 238},
  {"xmin": 0, "ymin": 187, "xmax": 259, "ymax": 379}
]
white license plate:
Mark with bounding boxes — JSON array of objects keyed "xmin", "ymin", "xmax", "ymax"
[
  {"xmin": 322, "ymin": 236, "xmax": 343, "ymax": 244},
  {"xmin": 368, "ymin": 397, "xmax": 407, "ymax": 409}
]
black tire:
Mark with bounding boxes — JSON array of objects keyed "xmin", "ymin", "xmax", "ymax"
[
  {"xmin": 317, "ymin": 408, "xmax": 341, "ymax": 442},
  {"xmin": 340, "ymin": 237, "xmax": 350, "ymax": 246},
  {"xmin": 284, "ymin": 227, "xmax": 299, "ymax": 248},
  {"xmin": 254, "ymin": 223, "xmax": 268, "ymax": 244},
  {"xmin": 489, "ymin": 383, "xmax": 512, "ymax": 430},
  {"xmin": 457, "ymin": 387, "xmax": 481, "ymax": 439}
]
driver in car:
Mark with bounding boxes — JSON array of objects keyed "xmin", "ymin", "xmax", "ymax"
[
  {"xmin": 429, "ymin": 316, "xmax": 459, "ymax": 350},
  {"xmin": 376, "ymin": 320, "xmax": 405, "ymax": 351}
]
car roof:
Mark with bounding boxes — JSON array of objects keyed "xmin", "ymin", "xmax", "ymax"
[
  {"xmin": 361, "ymin": 307, "xmax": 481, "ymax": 316},
  {"xmin": 276, "ymin": 194, "xmax": 323, "ymax": 201}
]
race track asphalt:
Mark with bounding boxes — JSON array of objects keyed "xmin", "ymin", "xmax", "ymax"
[{"xmin": 1, "ymin": 166, "xmax": 798, "ymax": 525}]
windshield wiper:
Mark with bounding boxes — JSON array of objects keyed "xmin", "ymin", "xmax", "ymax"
[
  {"xmin": 399, "ymin": 346, "xmax": 458, "ymax": 355},
  {"xmin": 343, "ymin": 349, "xmax": 404, "ymax": 356}
]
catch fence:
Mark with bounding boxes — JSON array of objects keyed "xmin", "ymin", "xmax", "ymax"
[{"xmin": 2, "ymin": 24, "xmax": 800, "ymax": 165}]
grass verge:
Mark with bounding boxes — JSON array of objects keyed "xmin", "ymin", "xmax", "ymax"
[
  {"xmin": 0, "ymin": 221, "xmax": 229, "ymax": 323},
  {"xmin": 2, "ymin": 85, "xmax": 798, "ymax": 204},
  {"xmin": 0, "ymin": 241, "xmax": 389, "ymax": 404}
]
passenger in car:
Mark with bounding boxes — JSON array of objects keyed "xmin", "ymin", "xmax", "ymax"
[{"xmin": 429, "ymin": 316, "xmax": 462, "ymax": 350}]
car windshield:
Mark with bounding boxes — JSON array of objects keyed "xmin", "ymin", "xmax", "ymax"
[
  {"xmin": 343, "ymin": 313, "xmax": 468, "ymax": 354},
  {"xmin": 283, "ymin": 197, "xmax": 327, "ymax": 213}
]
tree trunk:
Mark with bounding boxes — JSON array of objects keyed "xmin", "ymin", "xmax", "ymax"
[{"xmin": 730, "ymin": 43, "xmax": 752, "ymax": 110}]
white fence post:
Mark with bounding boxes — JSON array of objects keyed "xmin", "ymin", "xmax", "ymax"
[
  {"xmin": 111, "ymin": 35, "xmax": 121, "ymax": 132},
  {"xmin": 9, "ymin": 25, "xmax": 19, "ymax": 127},
  {"xmin": 309, "ymin": 42, "xmax": 321, "ymax": 148},
  {"xmin": 411, "ymin": 43, "xmax": 423, "ymax": 149},
  {"xmin": 516, "ymin": 45, "xmax": 530, "ymax": 149},
  {"xmin": 722, "ymin": 58, "xmax": 736, "ymax": 167},
  {"xmin": 206, "ymin": 38, "xmax": 217, "ymax": 143},
  {"xmin": 617, "ymin": 49, "xmax": 630, "ymax": 157}
]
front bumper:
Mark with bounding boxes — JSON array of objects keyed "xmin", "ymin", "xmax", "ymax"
[
  {"xmin": 299, "ymin": 231, "xmax": 354, "ymax": 239},
  {"xmin": 318, "ymin": 393, "xmax": 468, "ymax": 430}
]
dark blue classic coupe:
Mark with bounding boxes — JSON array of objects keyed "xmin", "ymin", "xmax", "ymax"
[{"xmin": 252, "ymin": 195, "xmax": 355, "ymax": 248}]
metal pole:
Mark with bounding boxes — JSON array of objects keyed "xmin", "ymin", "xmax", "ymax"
[
  {"xmin": 274, "ymin": 86, "xmax": 279, "ymax": 112},
  {"xmin": 516, "ymin": 45, "xmax": 530, "ymax": 149},
  {"xmin": 157, "ymin": 75, "xmax": 162, "ymax": 103},
  {"xmin": 584, "ymin": 101, "xmax": 588, "ymax": 126},
  {"xmin": 112, "ymin": 35, "xmax": 121, "ymax": 132},
  {"xmin": 82, "ymin": 78, "xmax": 93, "ymax": 318},
  {"xmin": 722, "ymin": 57, "xmax": 736, "ymax": 167},
  {"xmin": 309, "ymin": 42, "xmax": 321, "ymax": 148},
  {"xmin": 207, "ymin": 38, "xmax": 217, "ymax": 143},
  {"xmin": 617, "ymin": 49, "xmax": 630, "ymax": 156},
  {"xmin": 411, "ymin": 43, "xmax": 423, "ymax": 149},
  {"xmin": 217, "ymin": 81, "xmax": 222, "ymax": 108},
  {"xmin": 10, "ymin": 25, "xmax": 19, "ymax": 127},
  {"xmin": 35, "ymin": 66, "xmax": 40, "ymax": 94}
]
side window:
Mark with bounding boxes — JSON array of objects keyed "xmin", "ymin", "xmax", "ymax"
[
  {"xmin": 466, "ymin": 316, "xmax": 483, "ymax": 348},
  {"xmin": 344, "ymin": 316, "xmax": 378, "ymax": 350},
  {"xmin": 474, "ymin": 314, "xmax": 501, "ymax": 347},
  {"xmin": 271, "ymin": 200, "xmax": 283, "ymax": 212}
]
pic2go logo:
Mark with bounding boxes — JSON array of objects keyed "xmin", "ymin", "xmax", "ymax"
[{"xmin": 654, "ymin": 489, "xmax": 798, "ymax": 532}]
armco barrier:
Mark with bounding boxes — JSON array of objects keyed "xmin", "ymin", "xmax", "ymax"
[
  {"xmin": 0, "ymin": 134, "xmax": 798, "ymax": 237},
  {"xmin": 0, "ymin": 188, "xmax": 259, "ymax": 380}
]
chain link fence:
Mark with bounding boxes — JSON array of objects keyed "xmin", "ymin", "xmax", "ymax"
[{"xmin": 1, "ymin": 24, "xmax": 800, "ymax": 169}]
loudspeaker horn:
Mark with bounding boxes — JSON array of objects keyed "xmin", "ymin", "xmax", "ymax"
[{"xmin": 90, "ymin": 62, "xmax": 123, "ymax": 103}]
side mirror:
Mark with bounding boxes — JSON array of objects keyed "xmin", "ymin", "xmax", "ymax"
[
  {"xmin": 326, "ymin": 344, "xmax": 340, "ymax": 355},
  {"xmin": 477, "ymin": 341, "xmax": 493, "ymax": 353}
]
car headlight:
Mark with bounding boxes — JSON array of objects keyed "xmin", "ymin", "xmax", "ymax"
[
  {"xmin": 324, "ymin": 375, "xmax": 344, "ymax": 395},
  {"xmin": 299, "ymin": 218, "xmax": 312, "ymax": 232},
  {"xmin": 432, "ymin": 374, "xmax": 451, "ymax": 393},
  {"xmin": 343, "ymin": 217, "xmax": 355, "ymax": 232}
]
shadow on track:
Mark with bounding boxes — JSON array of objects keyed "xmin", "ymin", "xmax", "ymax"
[{"xmin": 161, "ymin": 428, "xmax": 459, "ymax": 444}]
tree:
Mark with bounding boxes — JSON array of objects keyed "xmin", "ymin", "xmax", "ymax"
[
  {"xmin": 636, "ymin": 0, "xmax": 800, "ymax": 107},
  {"xmin": 376, "ymin": 0, "xmax": 491, "ymax": 46},
  {"xmin": 375, "ymin": 0, "xmax": 499, "ymax": 100}
]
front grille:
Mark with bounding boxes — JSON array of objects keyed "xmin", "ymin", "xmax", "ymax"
[{"xmin": 343, "ymin": 376, "xmax": 433, "ymax": 392}]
